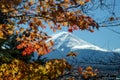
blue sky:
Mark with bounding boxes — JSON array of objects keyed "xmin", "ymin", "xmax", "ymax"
[
  {"xmin": 44, "ymin": 0, "xmax": 120, "ymax": 50},
  {"xmin": 72, "ymin": 27, "xmax": 120, "ymax": 50}
]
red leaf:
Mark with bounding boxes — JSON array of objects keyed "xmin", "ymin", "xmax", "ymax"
[
  {"xmin": 89, "ymin": 29, "xmax": 94, "ymax": 32},
  {"xmin": 68, "ymin": 27, "xmax": 73, "ymax": 32},
  {"xmin": 78, "ymin": 67, "xmax": 83, "ymax": 74}
]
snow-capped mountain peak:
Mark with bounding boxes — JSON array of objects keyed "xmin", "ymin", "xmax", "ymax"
[
  {"xmin": 50, "ymin": 32, "xmax": 107, "ymax": 51},
  {"xmin": 38, "ymin": 32, "xmax": 120, "ymax": 65}
]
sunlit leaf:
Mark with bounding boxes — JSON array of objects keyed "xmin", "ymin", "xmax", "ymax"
[
  {"xmin": 79, "ymin": 1, "xmax": 85, "ymax": 6},
  {"xmin": 66, "ymin": 52, "xmax": 77, "ymax": 57},
  {"xmin": 2, "ymin": 9, "xmax": 8, "ymax": 13}
]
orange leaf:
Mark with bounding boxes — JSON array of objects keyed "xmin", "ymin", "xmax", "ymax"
[
  {"xmin": 85, "ymin": 0, "xmax": 90, "ymax": 3},
  {"xmin": 22, "ymin": 51, "xmax": 27, "ymax": 56},
  {"xmin": 33, "ymin": 18, "xmax": 38, "ymax": 22},
  {"xmin": 50, "ymin": 40, "xmax": 54, "ymax": 46},
  {"xmin": 66, "ymin": 52, "xmax": 77, "ymax": 57},
  {"xmin": 53, "ymin": 29, "xmax": 56, "ymax": 32},
  {"xmin": 57, "ymin": 25, "xmax": 61, "ymax": 30},
  {"xmin": 89, "ymin": 29, "xmax": 94, "ymax": 32},
  {"xmin": 37, "ymin": 20, "xmax": 42, "ymax": 26}
]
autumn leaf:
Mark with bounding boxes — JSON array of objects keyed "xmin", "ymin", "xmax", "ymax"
[
  {"xmin": 33, "ymin": 18, "xmax": 38, "ymax": 22},
  {"xmin": 85, "ymin": 0, "xmax": 91, "ymax": 3},
  {"xmin": 0, "ymin": 31, "xmax": 5, "ymax": 39},
  {"xmin": 68, "ymin": 27, "xmax": 73, "ymax": 32},
  {"xmin": 36, "ymin": 20, "xmax": 42, "ymax": 26},
  {"xmin": 78, "ymin": 67, "xmax": 83, "ymax": 74},
  {"xmin": 66, "ymin": 52, "xmax": 77, "ymax": 57},
  {"xmin": 79, "ymin": 1, "xmax": 85, "ymax": 6},
  {"xmin": 2, "ymin": 9, "xmax": 8, "ymax": 13}
]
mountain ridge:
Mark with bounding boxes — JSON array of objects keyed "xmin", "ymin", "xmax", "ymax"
[
  {"xmin": 50, "ymin": 32, "xmax": 107, "ymax": 51},
  {"xmin": 39, "ymin": 32, "xmax": 120, "ymax": 65}
]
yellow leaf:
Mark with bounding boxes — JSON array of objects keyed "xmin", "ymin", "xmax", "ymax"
[
  {"xmin": 79, "ymin": 1, "xmax": 85, "ymax": 6},
  {"xmin": 1, "ymin": 4, "xmax": 5, "ymax": 8},
  {"xmin": 16, "ymin": 37, "xmax": 21, "ymax": 41},
  {"xmin": 24, "ymin": 5, "xmax": 29, "ymax": 10},
  {"xmin": 37, "ymin": 20, "xmax": 42, "ymax": 26},
  {"xmin": 0, "ymin": 31, "xmax": 4, "ymax": 39},
  {"xmin": 48, "ymin": 21, "xmax": 52, "ymax": 25},
  {"xmin": 9, "ymin": 8, "xmax": 14, "ymax": 11},
  {"xmin": 13, "ymin": 10, "xmax": 18, "ymax": 14},
  {"xmin": 28, "ymin": 1, "xmax": 34, "ymax": 6},
  {"xmin": 66, "ymin": 52, "xmax": 77, "ymax": 57},
  {"xmin": 2, "ymin": 9, "xmax": 8, "ymax": 13},
  {"xmin": 20, "ymin": 28, "xmax": 24, "ymax": 33},
  {"xmin": 15, "ymin": 30, "xmax": 19, "ymax": 35},
  {"xmin": 64, "ymin": 0, "xmax": 69, "ymax": 3},
  {"xmin": 7, "ymin": 30, "xmax": 13, "ymax": 35},
  {"xmin": 86, "ymin": 66, "xmax": 93, "ymax": 71},
  {"xmin": 63, "ymin": 22, "xmax": 68, "ymax": 26}
]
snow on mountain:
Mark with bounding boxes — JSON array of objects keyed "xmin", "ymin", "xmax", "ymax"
[
  {"xmin": 40, "ymin": 32, "xmax": 120, "ymax": 64},
  {"xmin": 113, "ymin": 48, "xmax": 120, "ymax": 53},
  {"xmin": 50, "ymin": 32, "xmax": 107, "ymax": 51}
]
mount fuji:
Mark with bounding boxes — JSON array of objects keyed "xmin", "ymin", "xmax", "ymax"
[{"xmin": 38, "ymin": 32, "xmax": 120, "ymax": 65}]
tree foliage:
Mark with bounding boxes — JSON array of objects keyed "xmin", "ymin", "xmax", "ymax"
[
  {"xmin": 0, "ymin": 59, "xmax": 71, "ymax": 80},
  {"xmin": 0, "ymin": 0, "xmax": 118, "ymax": 79},
  {"xmin": 0, "ymin": 0, "xmax": 100, "ymax": 56},
  {"xmin": 78, "ymin": 66, "xmax": 97, "ymax": 79}
]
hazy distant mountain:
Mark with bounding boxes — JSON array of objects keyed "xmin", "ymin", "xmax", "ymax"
[{"xmin": 38, "ymin": 32, "xmax": 120, "ymax": 64}]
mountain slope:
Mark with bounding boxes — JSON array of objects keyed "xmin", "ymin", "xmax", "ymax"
[
  {"xmin": 49, "ymin": 32, "xmax": 107, "ymax": 51},
  {"xmin": 113, "ymin": 48, "xmax": 120, "ymax": 53},
  {"xmin": 41, "ymin": 32, "xmax": 120, "ymax": 64}
]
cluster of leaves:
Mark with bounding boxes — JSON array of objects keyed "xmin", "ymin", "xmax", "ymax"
[
  {"xmin": 0, "ymin": 59, "xmax": 71, "ymax": 80},
  {"xmin": 0, "ymin": 49, "xmax": 33, "ymax": 64},
  {"xmin": 0, "ymin": 51, "xmax": 13, "ymax": 65},
  {"xmin": 0, "ymin": 33, "xmax": 35, "ymax": 63},
  {"xmin": 16, "ymin": 31, "xmax": 54, "ymax": 56},
  {"xmin": 0, "ymin": 24, "xmax": 14, "ymax": 39},
  {"xmin": 66, "ymin": 51, "xmax": 78, "ymax": 57},
  {"xmin": 0, "ymin": 0, "xmax": 22, "ymax": 24},
  {"xmin": 78, "ymin": 66, "xmax": 97, "ymax": 79}
]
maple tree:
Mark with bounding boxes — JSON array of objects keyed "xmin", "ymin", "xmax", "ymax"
[
  {"xmin": 0, "ymin": 59, "xmax": 71, "ymax": 80},
  {"xmin": 1, "ymin": 0, "xmax": 119, "ymax": 69},
  {"xmin": 0, "ymin": 0, "xmax": 100, "ymax": 56},
  {"xmin": 78, "ymin": 66, "xmax": 97, "ymax": 79},
  {"xmin": 1, "ymin": 0, "xmax": 119, "ymax": 79}
]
